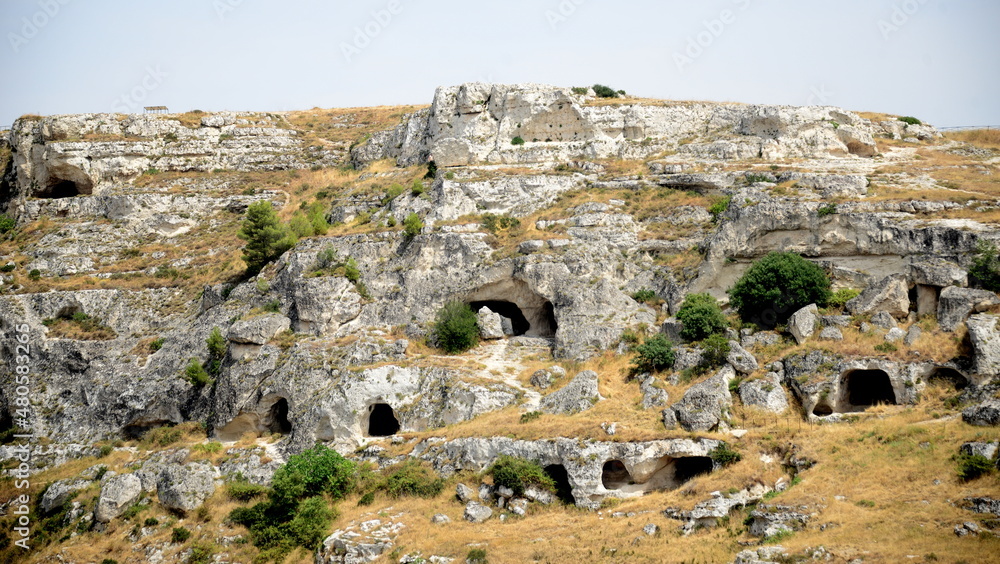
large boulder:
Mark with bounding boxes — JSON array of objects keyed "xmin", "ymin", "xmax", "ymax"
[
  {"xmin": 540, "ymin": 371, "xmax": 602, "ymax": 415},
  {"xmin": 156, "ymin": 463, "xmax": 219, "ymax": 512},
  {"xmin": 463, "ymin": 501, "xmax": 492, "ymax": 523},
  {"xmin": 738, "ymin": 374, "xmax": 787, "ymax": 414},
  {"xmin": 727, "ymin": 341, "xmax": 758, "ymax": 374},
  {"xmin": 40, "ymin": 479, "xmax": 90, "ymax": 515},
  {"xmin": 95, "ymin": 473, "xmax": 142, "ymax": 523},
  {"xmin": 845, "ymin": 274, "xmax": 910, "ymax": 318},
  {"xmin": 670, "ymin": 366, "xmax": 735, "ymax": 432},
  {"xmin": 476, "ymin": 307, "xmax": 505, "ymax": 340},
  {"xmin": 963, "ymin": 399, "xmax": 1000, "ymax": 427},
  {"xmin": 937, "ymin": 287, "xmax": 1000, "ymax": 332},
  {"xmin": 967, "ymin": 314, "xmax": 1000, "ymax": 376},
  {"xmin": 787, "ymin": 304, "xmax": 818, "ymax": 345},
  {"xmin": 227, "ymin": 314, "xmax": 291, "ymax": 345},
  {"xmin": 910, "ymin": 258, "xmax": 967, "ymax": 288}
]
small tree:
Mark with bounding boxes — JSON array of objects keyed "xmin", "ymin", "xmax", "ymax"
[
  {"xmin": 970, "ymin": 240, "xmax": 1000, "ymax": 292},
  {"xmin": 403, "ymin": 213, "xmax": 423, "ymax": 238},
  {"xmin": 629, "ymin": 334, "xmax": 676, "ymax": 376},
  {"xmin": 238, "ymin": 201, "xmax": 296, "ymax": 275},
  {"xmin": 0, "ymin": 213, "xmax": 15, "ymax": 234},
  {"xmin": 676, "ymin": 293, "xmax": 727, "ymax": 341},
  {"xmin": 488, "ymin": 456, "xmax": 555, "ymax": 497},
  {"xmin": 728, "ymin": 252, "xmax": 831, "ymax": 328},
  {"xmin": 432, "ymin": 302, "xmax": 479, "ymax": 353},
  {"xmin": 183, "ymin": 359, "xmax": 212, "ymax": 387}
]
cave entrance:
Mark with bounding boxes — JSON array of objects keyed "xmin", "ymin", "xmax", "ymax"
[
  {"xmin": 601, "ymin": 460, "xmax": 633, "ymax": 490},
  {"xmin": 264, "ymin": 397, "xmax": 292, "ymax": 434},
  {"xmin": 465, "ymin": 280, "xmax": 557, "ymax": 338},
  {"xmin": 470, "ymin": 300, "xmax": 529, "ymax": 336},
  {"xmin": 927, "ymin": 367, "xmax": 968, "ymax": 391},
  {"xmin": 673, "ymin": 456, "xmax": 714, "ymax": 484},
  {"xmin": 367, "ymin": 403, "xmax": 400, "ymax": 437},
  {"xmin": 39, "ymin": 176, "xmax": 93, "ymax": 199},
  {"xmin": 812, "ymin": 403, "xmax": 834, "ymax": 417},
  {"xmin": 544, "ymin": 464, "xmax": 575, "ymax": 504},
  {"xmin": 843, "ymin": 369, "xmax": 896, "ymax": 408}
]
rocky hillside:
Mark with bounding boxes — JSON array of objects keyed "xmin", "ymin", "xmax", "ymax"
[{"xmin": 0, "ymin": 84, "xmax": 998, "ymax": 564}]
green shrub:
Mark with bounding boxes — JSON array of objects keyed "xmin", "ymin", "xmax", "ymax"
[
  {"xmin": 592, "ymin": 84, "xmax": 620, "ymax": 98},
  {"xmin": 357, "ymin": 491, "xmax": 375, "ymax": 506},
  {"xmin": 481, "ymin": 213, "xmax": 521, "ymax": 234},
  {"xmin": 467, "ymin": 548, "xmax": 488, "ymax": 564},
  {"xmin": 227, "ymin": 479, "xmax": 269, "ymax": 502},
  {"xmin": 403, "ymin": 213, "xmax": 423, "ymax": 238},
  {"xmin": 171, "ymin": 527, "xmax": 192, "ymax": 543},
  {"xmin": 0, "ymin": 263, "xmax": 14, "ymax": 272},
  {"xmin": 488, "ymin": 456, "xmax": 554, "ymax": 497},
  {"xmin": 343, "ymin": 257, "xmax": 361, "ymax": 283},
  {"xmin": 970, "ymin": 240, "xmax": 1000, "ymax": 292},
  {"xmin": 271, "ymin": 445, "xmax": 356, "ymax": 509},
  {"xmin": 708, "ymin": 195, "xmax": 732, "ymax": 222},
  {"xmin": 432, "ymin": 301, "xmax": 480, "ymax": 353},
  {"xmin": 29, "ymin": 268, "xmax": 41, "ymax": 280},
  {"xmin": 238, "ymin": 201, "xmax": 296, "ymax": 275},
  {"xmin": 728, "ymin": 252, "xmax": 831, "ymax": 328},
  {"xmin": 629, "ymin": 334, "xmax": 676, "ymax": 376},
  {"xmin": 511, "ymin": 136, "xmax": 525, "ymax": 146},
  {"xmin": 699, "ymin": 333, "xmax": 731, "ymax": 368},
  {"xmin": 381, "ymin": 459, "xmax": 445, "ymax": 498},
  {"xmin": 631, "ymin": 289, "xmax": 658, "ymax": 304},
  {"xmin": 206, "ymin": 327, "xmax": 226, "ymax": 359},
  {"xmin": 284, "ymin": 496, "xmax": 334, "ymax": 549},
  {"xmin": 709, "ymin": 444, "xmax": 742, "ymax": 466},
  {"xmin": 898, "ymin": 116, "xmax": 922, "ymax": 125},
  {"xmin": 957, "ymin": 453, "xmax": 995, "ymax": 481},
  {"xmin": 99, "ymin": 445, "xmax": 114, "ymax": 457},
  {"xmin": 100, "ymin": 560, "xmax": 119, "ymax": 564},
  {"xmin": 183, "ymin": 358, "xmax": 213, "ymax": 387},
  {"xmin": 150, "ymin": 337, "xmax": 165, "ymax": 351},
  {"xmin": 187, "ymin": 542, "xmax": 215, "ymax": 564},
  {"xmin": 676, "ymin": 293, "xmax": 727, "ymax": 341},
  {"xmin": 0, "ymin": 214, "xmax": 15, "ymax": 234},
  {"xmin": 874, "ymin": 342, "xmax": 897, "ymax": 353},
  {"xmin": 411, "ymin": 179, "xmax": 425, "ymax": 196},
  {"xmin": 519, "ymin": 411, "xmax": 542, "ymax": 424},
  {"xmin": 424, "ymin": 160, "xmax": 438, "ymax": 180},
  {"xmin": 571, "ymin": 86, "xmax": 588, "ymax": 95},
  {"xmin": 144, "ymin": 517, "xmax": 160, "ymax": 527},
  {"xmin": 383, "ymin": 183, "xmax": 405, "ymax": 203},
  {"xmin": 828, "ymin": 288, "xmax": 861, "ymax": 308},
  {"xmin": 817, "ymin": 203, "xmax": 838, "ymax": 217}
]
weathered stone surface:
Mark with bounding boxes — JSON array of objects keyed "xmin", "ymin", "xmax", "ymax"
[
  {"xmin": 747, "ymin": 505, "xmax": 811, "ymax": 537},
  {"xmin": 665, "ymin": 483, "xmax": 772, "ymax": 534},
  {"xmin": 95, "ymin": 473, "xmax": 142, "ymax": 523},
  {"xmin": 871, "ymin": 311, "xmax": 897, "ymax": 330},
  {"xmin": 227, "ymin": 314, "xmax": 291, "ymax": 345},
  {"xmin": 40, "ymin": 479, "xmax": 90, "ymax": 514},
  {"xmin": 291, "ymin": 275, "xmax": 362, "ymax": 335},
  {"xmin": 670, "ymin": 366, "xmax": 735, "ymax": 432},
  {"xmin": 818, "ymin": 327, "xmax": 843, "ymax": 341},
  {"xmin": 463, "ymin": 501, "xmax": 492, "ymax": 523},
  {"xmin": 661, "ymin": 318, "xmax": 685, "ymax": 343},
  {"xmin": 967, "ymin": 314, "xmax": 1000, "ymax": 376},
  {"xmin": 788, "ymin": 304, "xmax": 818, "ymax": 345},
  {"xmin": 639, "ymin": 376, "xmax": 669, "ymax": 409},
  {"xmin": 963, "ymin": 399, "xmax": 1000, "ymax": 427},
  {"xmin": 156, "ymin": 463, "xmax": 219, "ymax": 512},
  {"xmin": 456, "ymin": 483, "xmax": 475, "ymax": 503},
  {"xmin": 885, "ymin": 327, "xmax": 906, "ymax": 343},
  {"xmin": 910, "ymin": 258, "xmax": 967, "ymax": 287},
  {"xmin": 938, "ymin": 287, "xmax": 1000, "ymax": 332},
  {"xmin": 539, "ymin": 370, "xmax": 601, "ymax": 415},
  {"xmin": 431, "ymin": 513, "xmax": 451, "ymax": 524},
  {"xmin": 963, "ymin": 497, "xmax": 1000, "ymax": 517},
  {"xmin": 845, "ymin": 274, "xmax": 910, "ymax": 318},
  {"xmin": 738, "ymin": 374, "xmax": 787, "ymax": 414},
  {"xmin": 727, "ymin": 341, "xmax": 758, "ymax": 374},
  {"xmin": 476, "ymin": 307, "xmax": 505, "ymax": 340},
  {"xmin": 959, "ymin": 442, "xmax": 999, "ymax": 461}
]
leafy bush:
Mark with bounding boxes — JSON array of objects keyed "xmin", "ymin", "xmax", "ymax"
[
  {"xmin": 631, "ymin": 289, "xmax": 658, "ymax": 304},
  {"xmin": 828, "ymin": 288, "xmax": 861, "ymax": 308},
  {"xmin": 432, "ymin": 301, "xmax": 480, "ymax": 353},
  {"xmin": 403, "ymin": 213, "xmax": 423, "ymax": 238},
  {"xmin": 383, "ymin": 183, "xmax": 405, "ymax": 203},
  {"xmin": 700, "ymin": 333, "xmax": 731, "ymax": 369},
  {"xmin": 183, "ymin": 358, "xmax": 213, "ymax": 387},
  {"xmin": 271, "ymin": 445, "xmax": 356, "ymax": 509},
  {"xmin": 381, "ymin": 459, "xmax": 445, "ymax": 498},
  {"xmin": 144, "ymin": 517, "xmax": 160, "ymax": 527},
  {"xmin": 283, "ymin": 496, "xmax": 334, "ymax": 549},
  {"xmin": 898, "ymin": 116, "xmax": 922, "ymax": 125},
  {"xmin": 206, "ymin": 327, "xmax": 226, "ymax": 359},
  {"xmin": 343, "ymin": 257, "xmax": 361, "ymax": 283},
  {"xmin": 676, "ymin": 293, "xmax": 727, "ymax": 341},
  {"xmin": 874, "ymin": 342, "xmax": 897, "ymax": 353},
  {"xmin": 481, "ymin": 213, "xmax": 521, "ymax": 234},
  {"xmin": 411, "ymin": 179, "xmax": 425, "ymax": 196},
  {"xmin": 957, "ymin": 453, "xmax": 995, "ymax": 481},
  {"xmin": 728, "ymin": 252, "xmax": 831, "ymax": 328},
  {"xmin": 629, "ymin": 334, "xmax": 676, "ymax": 376},
  {"xmin": 29, "ymin": 268, "xmax": 41, "ymax": 280},
  {"xmin": 511, "ymin": 136, "xmax": 525, "ymax": 146},
  {"xmin": 424, "ymin": 160, "xmax": 437, "ymax": 180},
  {"xmin": 187, "ymin": 542, "xmax": 215, "ymax": 564},
  {"xmin": 0, "ymin": 214, "xmax": 14, "ymax": 234},
  {"xmin": 817, "ymin": 203, "xmax": 838, "ymax": 217},
  {"xmin": 592, "ymin": 84, "xmax": 620, "ymax": 98},
  {"xmin": 227, "ymin": 479, "xmax": 269, "ymax": 502},
  {"xmin": 171, "ymin": 527, "xmax": 192, "ymax": 543},
  {"xmin": 467, "ymin": 548, "xmax": 488, "ymax": 564},
  {"xmin": 150, "ymin": 337, "xmax": 165, "ymax": 352},
  {"xmin": 238, "ymin": 201, "xmax": 296, "ymax": 275},
  {"xmin": 488, "ymin": 456, "xmax": 554, "ymax": 496},
  {"xmin": 970, "ymin": 240, "xmax": 1000, "ymax": 292},
  {"xmin": 708, "ymin": 195, "xmax": 732, "ymax": 222},
  {"xmin": 571, "ymin": 86, "xmax": 588, "ymax": 95},
  {"xmin": 709, "ymin": 444, "xmax": 742, "ymax": 466}
]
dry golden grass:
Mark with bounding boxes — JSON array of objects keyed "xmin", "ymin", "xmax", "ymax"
[
  {"xmin": 284, "ymin": 105, "xmax": 428, "ymax": 148},
  {"xmin": 857, "ymin": 111, "xmax": 899, "ymax": 123},
  {"xmin": 945, "ymin": 128, "xmax": 1000, "ymax": 151}
]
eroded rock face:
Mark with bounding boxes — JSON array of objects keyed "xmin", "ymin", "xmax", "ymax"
[
  {"xmin": 783, "ymin": 352, "xmax": 920, "ymax": 418},
  {"xmin": 539, "ymin": 370, "xmax": 601, "ymax": 415},
  {"xmin": 845, "ymin": 274, "xmax": 910, "ymax": 318},
  {"xmin": 156, "ymin": 463, "xmax": 219, "ymax": 512},
  {"xmin": 939, "ymin": 290, "xmax": 1000, "ymax": 333},
  {"xmin": 353, "ymin": 83, "xmax": 881, "ymax": 168},
  {"xmin": 94, "ymin": 473, "xmax": 142, "ymax": 523},
  {"xmin": 669, "ymin": 366, "xmax": 735, "ymax": 432},
  {"xmin": 967, "ymin": 314, "xmax": 1000, "ymax": 377}
]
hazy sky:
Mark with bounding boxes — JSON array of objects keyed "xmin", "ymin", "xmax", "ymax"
[{"xmin": 1, "ymin": 0, "xmax": 997, "ymax": 127}]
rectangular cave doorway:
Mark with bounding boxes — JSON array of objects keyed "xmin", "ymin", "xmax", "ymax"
[
  {"xmin": 366, "ymin": 403, "xmax": 400, "ymax": 437},
  {"xmin": 544, "ymin": 464, "xmax": 575, "ymax": 505},
  {"xmin": 842, "ymin": 369, "xmax": 896, "ymax": 410}
]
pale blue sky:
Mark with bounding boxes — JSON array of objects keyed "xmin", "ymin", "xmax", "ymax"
[{"xmin": 1, "ymin": 0, "xmax": 997, "ymax": 127}]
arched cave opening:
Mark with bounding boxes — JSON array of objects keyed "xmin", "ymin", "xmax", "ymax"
[
  {"xmin": 544, "ymin": 464, "xmax": 575, "ymax": 505},
  {"xmin": 844, "ymin": 369, "xmax": 896, "ymax": 408},
  {"xmin": 469, "ymin": 300, "xmax": 530, "ymax": 336},
  {"xmin": 264, "ymin": 397, "xmax": 292, "ymax": 434},
  {"xmin": 601, "ymin": 460, "xmax": 633, "ymax": 490},
  {"xmin": 465, "ymin": 280, "xmax": 558, "ymax": 338},
  {"xmin": 367, "ymin": 403, "xmax": 400, "ymax": 437},
  {"xmin": 673, "ymin": 456, "xmax": 714, "ymax": 484},
  {"xmin": 39, "ymin": 176, "xmax": 93, "ymax": 199},
  {"xmin": 812, "ymin": 403, "xmax": 834, "ymax": 417},
  {"xmin": 927, "ymin": 367, "xmax": 968, "ymax": 391}
]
